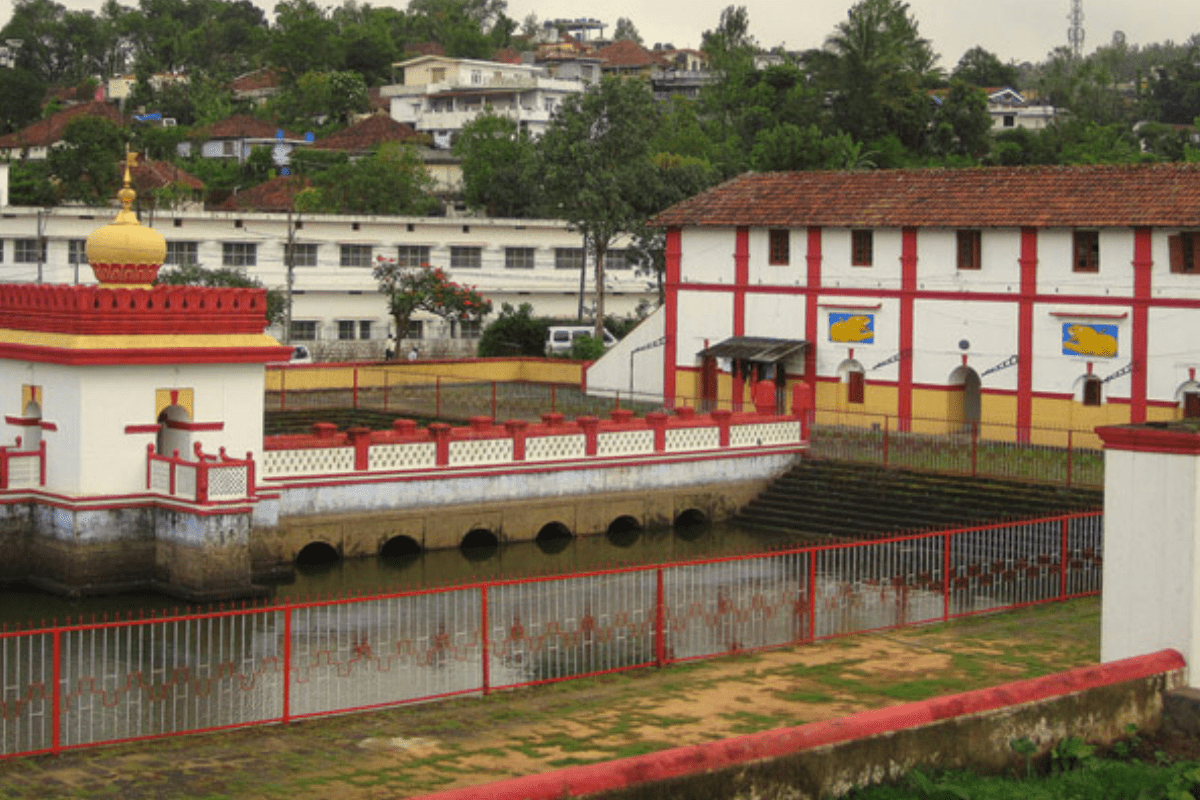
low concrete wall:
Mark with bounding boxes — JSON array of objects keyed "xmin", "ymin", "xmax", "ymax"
[
  {"xmin": 406, "ymin": 649, "xmax": 1187, "ymax": 800},
  {"xmin": 251, "ymin": 478, "xmax": 773, "ymax": 566}
]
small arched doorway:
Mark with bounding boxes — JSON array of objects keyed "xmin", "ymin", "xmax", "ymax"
[
  {"xmin": 1178, "ymin": 381, "xmax": 1200, "ymax": 418},
  {"xmin": 156, "ymin": 405, "xmax": 192, "ymax": 457},
  {"xmin": 948, "ymin": 366, "xmax": 981, "ymax": 428},
  {"xmin": 20, "ymin": 400, "xmax": 42, "ymax": 451},
  {"xmin": 835, "ymin": 359, "xmax": 866, "ymax": 408}
]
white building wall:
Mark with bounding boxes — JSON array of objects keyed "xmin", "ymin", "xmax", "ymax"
[
  {"xmin": 917, "ymin": 228, "xmax": 1022, "ymax": 293},
  {"xmin": 585, "ymin": 306, "xmax": 665, "ymax": 401},
  {"xmin": 676, "ymin": 289, "xmax": 733, "ymax": 368},
  {"xmin": 911, "ymin": 299, "xmax": 1019, "ymax": 388},
  {"xmin": 679, "ymin": 228, "xmax": 734, "ymax": 285},
  {"xmin": 0, "ymin": 206, "xmax": 656, "ymax": 356},
  {"xmin": 1101, "ymin": 447, "xmax": 1200, "ymax": 679},
  {"xmin": 2, "ymin": 362, "xmax": 267, "ymax": 496}
]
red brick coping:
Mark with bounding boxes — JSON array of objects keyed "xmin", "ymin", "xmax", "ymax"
[{"xmin": 407, "ymin": 649, "xmax": 1186, "ymax": 800}]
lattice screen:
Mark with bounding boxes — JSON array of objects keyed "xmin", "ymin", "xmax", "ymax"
[
  {"xmin": 525, "ymin": 434, "xmax": 586, "ymax": 462},
  {"xmin": 596, "ymin": 429, "xmax": 655, "ymax": 457},
  {"xmin": 730, "ymin": 420, "xmax": 802, "ymax": 448},
  {"xmin": 448, "ymin": 438, "xmax": 514, "ymax": 467},
  {"xmin": 208, "ymin": 465, "xmax": 248, "ymax": 499},
  {"xmin": 665, "ymin": 426, "xmax": 720, "ymax": 452},
  {"xmin": 368, "ymin": 442, "xmax": 437, "ymax": 471},
  {"xmin": 261, "ymin": 448, "xmax": 356, "ymax": 478}
]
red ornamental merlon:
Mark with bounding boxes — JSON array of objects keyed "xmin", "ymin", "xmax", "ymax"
[
  {"xmin": 405, "ymin": 649, "xmax": 1186, "ymax": 800},
  {"xmin": 0, "ymin": 283, "xmax": 272, "ymax": 335}
]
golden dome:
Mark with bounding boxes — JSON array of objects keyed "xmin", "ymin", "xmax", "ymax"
[{"xmin": 86, "ymin": 154, "xmax": 166, "ymax": 287}]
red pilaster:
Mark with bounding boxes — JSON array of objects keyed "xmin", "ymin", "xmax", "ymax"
[
  {"xmin": 805, "ymin": 227, "xmax": 822, "ymax": 389},
  {"xmin": 505, "ymin": 419, "xmax": 527, "ymax": 461},
  {"xmin": 1131, "ymin": 227, "xmax": 1152, "ymax": 424},
  {"xmin": 898, "ymin": 228, "xmax": 918, "ymax": 432},
  {"xmin": 732, "ymin": 227, "xmax": 750, "ymax": 410},
  {"xmin": 1017, "ymin": 227, "xmax": 1038, "ymax": 441},
  {"xmin": 663, "ymin": 228, "xmax": 682, "ymax": 407}
]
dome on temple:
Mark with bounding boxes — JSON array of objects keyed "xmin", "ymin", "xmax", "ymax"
[{"xmin": 85, "ymin": 155, "xmax": 166, "ymax": 287}]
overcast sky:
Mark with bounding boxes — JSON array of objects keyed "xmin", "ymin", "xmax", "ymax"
[
  {"xmin": 510, "ymin": 0, "xmax": 1200, "ymax": 66},
  {"xmin": 4, "ymin": 0, "xmax": 1198, "ymax": 69}
]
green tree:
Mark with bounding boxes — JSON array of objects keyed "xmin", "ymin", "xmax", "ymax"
[
  {"xmin": 373, "ymin": 259, "xmax": 492, "ymax": 343},
  {"xmin": 0, "ymin": 67, "xmax": 47, "ymax": 135},
  {"xmin": 453, "ymin": 112, "xmax": 542, "ymax": 217},
  {"xmin": 268, "ymin": 0, "xmax": 342, "ymax": 77},
  {"xmin": 47, "ymin": 116, "xmax": 126, "ymax": 205},
  {"xmin": 155, "ymin": 262, "xmax": 286, "ymax": 325},
  {"xmin": 930, "ymin": 80, "xmax": 992, "ymax": 159},
  {"xmin": 539, "ymin": 77, "xmax": 661, "ymax": 340},
  {"xmin": 271, "ymin": 70, "xmax": 368, "ymax": 126},
  {"xmin": 303, "ymin": 142, "xmax": 439, "ymax": 215},
  {"xmin": 1146, "ymin": 47, "xmax": 1200, "ymax": 125},
  {"xmin": 7, "ymin": 161, "xmax": 58, "ymax": 206},
  {"xmin": 612, "ymin": 17, "xmax": 642, "ymax": 44},
  {"xmin": 952, "ymin": 46, "xmax": 1018, "ymax": 88},
  {"xmin": 477, "ymin": 302, "xmax": 548, "ymax": 357},
  {"xmin": 814, "ymin": 0, "xmax": 942, "ymax": 148},
  {"xmin": 406, "ymin": 0, "xmax": 513, "ymax": 58}
]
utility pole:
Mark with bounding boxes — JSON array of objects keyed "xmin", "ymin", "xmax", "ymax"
[
  {"xmin": 36, "ymin": 207, "xmax": 45, "ymax": 283},
  {"xmin": 1067, "ymin": 0, "xmax": 1085, "ymax": 59},
  {"xmin": 285, "ymin": 205, "xmax": 296, "ymax": 345}
]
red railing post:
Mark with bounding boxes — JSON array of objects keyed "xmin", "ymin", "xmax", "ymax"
[
  {"xmin": 245, "ymin": 451, "xmax": 256, "ymax": 498},
  {"xmin": 481, "ymin": 584, "xmax": 491, "ymax": 695},
  {"xmin": 1060, "ymin": 516, "xmax": 1069, "ymax": 599},
  {"xmin": 883, "ymin": 416, "xmax": 890, "ymax": 468},
  {"xmin": 942, "ymin": 530, "xmax": 951, "ymax": 620},
  {"xmin": 429, "ymin": 423, "xmax": 452, "ymax": 466},
  {"xmin": 505, "ymin": 420, "xmax": 527, "ymax": 461},
  {"xmin": 971, "ymin": 422, "xmax": 978, "ymax": 478},
  {"xmin": 51, "ymin": 628, "xmax": 61, "ymax": 755},
  {"xmin": 807, "ymin": 552, "xmax": 817, "ymax": 642},
  {"xmin": 577, "ymin": 417, "xmax": 599, "ymax": 456},
  {"xmin": 551, "ymin": 384, "xmax": 557, "ymax": 414},
  {"xmin": 0, "ymin": 447, "xmax": 7, "ymax": 490},
  {"xmin": 491, "ymin": 381, "xmax": 498, "ymax": 423},
  {"xmin": 282, "ymin": 605, "xmax": 292, "ymax": 724},
  {"xmin": 353, "ymin": 367, "xmax": 360, "ymax": 409},
  {"xmin": 436, "ymin": 377, "xmax": 442, "ymax": 418},
  {"xmin": 1066, "ymin": 430, "xmax": 1074, "ymax": 488},
  {"xmin": 712, "ymin": 409, "xmax": 732, "ymax": 448},
  {"xmin": 169, "ymin": 450, "xmax": 178, "ymax": 496},
  {"xmin": 38, "ymin": 439, "xmax": 46, "ymax": 486},
  {"xmin": 654, "ymin": 568, "xmax": 666, "ymax": 667},
  {"xmin": 196, "ymin": 460, "xmax": 209, "ymax": 503},
  {"xmin": 383, "ymin": 371, "xmax": 390, "ymax": 413},
  {"xmin": 279, "ymin": 367, "xmax": 287, "ymax": 412}
]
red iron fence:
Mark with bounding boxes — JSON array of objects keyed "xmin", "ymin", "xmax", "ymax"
[{"xmin": 0, "ymin": 512, "xmax": 1102, "ymax": 759}]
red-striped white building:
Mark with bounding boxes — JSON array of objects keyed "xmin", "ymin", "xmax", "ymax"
[{"xmin": 649, "ymin": 164, "xmax": 1200, "ymax": 444}]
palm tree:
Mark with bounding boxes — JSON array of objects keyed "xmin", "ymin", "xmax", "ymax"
[{"xmin": 818, "ymin": 0, "xmax": 942, "ymax": 146}]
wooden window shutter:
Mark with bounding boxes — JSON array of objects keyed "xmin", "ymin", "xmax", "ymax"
[{"xmin": 1169, "ymin": 234, "xmax": 1185, "ymax": 273}]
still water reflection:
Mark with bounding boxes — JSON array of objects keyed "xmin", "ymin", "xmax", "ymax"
[{"xmin": 0, "ymin": 521, "xmax": 816, "ymax": 628}]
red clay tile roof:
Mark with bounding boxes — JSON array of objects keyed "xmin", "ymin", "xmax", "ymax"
[
  {"xmin": 0, "ymin": 102, "xmax": 124, "ymax": 149},
  {"xmin": 491, "ymin": 48, "xmax": 524, "ymax": 65},
  {"xmin": 193, "ymin": 114, "xmax": 300, "ymax": 140},
  {"xmin": 311, "ymin": 114, "xmax": 424, "ymax": 151},
  {"xmin": 218, "ymin": 175, "xmax": 311, "ymax": 212},
  {"xmin": 595, "ymin": 39, "xmax": 668, "ymax": 70},
  {"xmin": 231, "ymin": 68, "xmax": 283, "ymax": 94},
  {"xmin": 650, "ymin": 165, "xmax": 1200, "ymax": 229},
  {"xmin": 129, "ymin": 159, "xmax": 205, "ymax": 192}
]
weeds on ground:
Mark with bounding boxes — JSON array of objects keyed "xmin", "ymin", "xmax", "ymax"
[{"xmin": 847, "ymin": 730, "xmax": 1200, "ymax": 800}]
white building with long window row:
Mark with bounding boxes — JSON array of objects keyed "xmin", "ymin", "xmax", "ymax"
[{"xmin": 0, "ymin": 201, "xmax": 654, "ymax": 360}]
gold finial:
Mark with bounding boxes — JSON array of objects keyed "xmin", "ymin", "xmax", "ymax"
[{"xmin": 119, "ymin": 150, "xmax": 138, "ymax": 212}]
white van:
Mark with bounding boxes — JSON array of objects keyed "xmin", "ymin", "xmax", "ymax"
[{"xmin": 545, "ymin": 326, "xmax": 618, "ymax": 356}]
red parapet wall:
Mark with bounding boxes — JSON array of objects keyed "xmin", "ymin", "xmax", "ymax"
[
  {"xmin": 0, "ymin": 283, "xmax": 271, "ymax": 335},
  {"xmin": 407, "ymin": 649, "xmax": 1187, "ymax": 800}
]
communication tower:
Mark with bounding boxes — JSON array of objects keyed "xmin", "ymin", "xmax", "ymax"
[{"xmin": 1067, "ymin": 0, "xmax": 1085, "ymax": 58}]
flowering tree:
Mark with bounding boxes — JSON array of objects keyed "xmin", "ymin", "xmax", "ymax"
[{"xmin": 373, "ymin": 256, "xmax": 492, "ymax": 345}]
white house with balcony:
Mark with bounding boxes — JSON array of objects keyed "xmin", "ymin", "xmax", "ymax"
[{"xmin": 382, "ymin": 55, "xmax": 585, "ymax": 148}]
